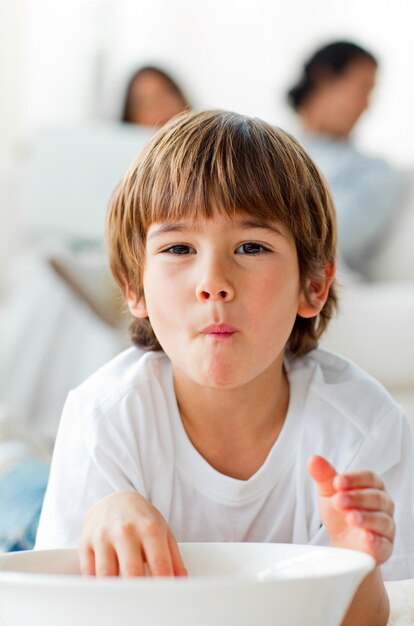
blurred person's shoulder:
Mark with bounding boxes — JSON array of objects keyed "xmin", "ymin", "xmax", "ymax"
[{"xmin": 296, "ymin": 129, "xmax": 402, "ymax": 182}]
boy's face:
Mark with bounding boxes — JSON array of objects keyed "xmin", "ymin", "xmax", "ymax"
[{"xmin": 128, "ymin": 211, "xmax": 333, "ymax": 389}]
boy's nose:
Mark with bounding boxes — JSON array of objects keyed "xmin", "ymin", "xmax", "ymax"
[
  {"xmin": 195, "ymin": 253, "xmax": 236, "ymax": 302},
  {"xmin": 199, "ymin": 289, "xmax": 230, "ymax": 301},
  {"xmin": 196, "ymin": 271, "xmax": 235, "ymax": 302}
]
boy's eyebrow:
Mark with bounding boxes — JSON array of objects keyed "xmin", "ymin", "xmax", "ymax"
[
  {"xmin": 148, "ymin": 219, "xmax": 285, "ymax": 239},
  {"xmin": 148, "ymin": 223, "xmax": 190, "ymax": 239},
  {"xmin": 237, "ymin": 218, "xmax": 285, "ymax": 236}
]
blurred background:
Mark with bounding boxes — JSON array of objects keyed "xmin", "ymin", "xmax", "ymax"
[
  {"xmin": 1, "ymin": 0, "xmax": 414, "ymax": 275},
  {"xmin": 1, "ymin": 0, "xmax": 414, "ymax": 501}
]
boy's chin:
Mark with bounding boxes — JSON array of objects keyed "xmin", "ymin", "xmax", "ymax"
[
  {"xmin": 174, "ymin": 347, "xmax": 283, "ymax": 390},
  {"xmin": 193, "ymin": 362, "xmax": 255, "ymax": 390}
]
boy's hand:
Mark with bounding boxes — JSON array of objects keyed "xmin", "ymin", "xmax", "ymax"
[
  {"xmin": 308, "ymin": 455, "xmax": 395, "ymax": 565},
  {"xmin": 79, "ymin": 491, "xmax": 187, "ymax": 577}
]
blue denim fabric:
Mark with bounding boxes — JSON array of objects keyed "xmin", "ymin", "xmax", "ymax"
[{"xmin": 0, "ymin": 458, "xmax": 50, "ymax": 552}]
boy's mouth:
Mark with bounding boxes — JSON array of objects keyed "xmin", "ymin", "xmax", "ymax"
[{"xmin": 201, "ymin": 324, "xmax": 238, "ymax": 338}]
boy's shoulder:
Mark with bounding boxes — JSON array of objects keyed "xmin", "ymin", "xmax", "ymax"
[
  {"xmin": 287, "ymin": 347, "xmax": 403, "ymax": 429},
  {"xmin": 72, "ymin": 348, "xmax": 171, "ymax": 415},
  {"xmin": 288, "ymin": 346, "xmax": 376, "ymax": 382},
  {"xmin": 288, "ymin": 348, "xmax": 412, "ymax": 483}
]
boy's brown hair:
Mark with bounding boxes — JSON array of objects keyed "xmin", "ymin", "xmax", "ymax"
[{"xmin": 107, "ymin": 109, "xmax": 338, "ymax": 356}]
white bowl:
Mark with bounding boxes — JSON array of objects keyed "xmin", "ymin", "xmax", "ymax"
[{"xmin": 0, "ymin": 543, "xmax": 374, "ymax": 626}]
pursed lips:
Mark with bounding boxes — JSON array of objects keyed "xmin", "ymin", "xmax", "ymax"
[{"xmin": 200, "ymin": 324, "xmax": 239, "ymax": 338}]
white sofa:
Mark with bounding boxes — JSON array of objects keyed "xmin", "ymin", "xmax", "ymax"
[
  {"xmin": 0, "ymin": 123, "xmax": 152, "ymax": 446},
  {"xmin": 321, "ymin": 170, "xmax": 414, "ymax": 425}
]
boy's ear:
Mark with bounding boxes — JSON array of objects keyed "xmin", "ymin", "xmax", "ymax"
[
  {"xmin": 126, "ymin": 285, "xmax": 148, "ymax": 318},
  {"xmin": 297, "ymin": 261, "xmax": 336, "ymax": 319}
]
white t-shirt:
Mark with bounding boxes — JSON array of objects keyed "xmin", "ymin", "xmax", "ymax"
[{"xmin": 35, "ymin": 347, "xmax": 414, "ymax": 580}]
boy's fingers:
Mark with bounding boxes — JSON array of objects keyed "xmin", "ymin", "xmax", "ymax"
[
  {"xmin": 79, "ymin": 544, "xmax": 96, "ymax": 576},
  {"xmin": 333, "ymin": 489, "xmax": 394, "ymax": 515},
  {"xmin": 143, "ymin": 532, "xmax": 175, "ymax": 577},
  {"xmin": 114, "ymin": 532, "xmax": 145, "ymax": 577},
  {"xmin": 94, "ymin": 542, "xmax": 119, "ymax": 577},
  {"xmin": 308, "ymin": 455, "xmax": 337, "ymax": 497},
  {"xmin": 333, "ymin": 469, "xmax": 385, "ymax": 491},
  {"xmin": 168, "ymin": 533, "xmax": 188, "ymax": 576},
  {"xmin": 363, "ymin": 531, "xmax": 393, "ymax": 565},
  {"xmin": 346, "ymin": 510, "xmax": 395, "ymax": 542}
]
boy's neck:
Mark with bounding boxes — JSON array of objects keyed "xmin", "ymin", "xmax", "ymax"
[{"xmin": 173, "ymin": 356, "xmax": 289, "ymax": 480}]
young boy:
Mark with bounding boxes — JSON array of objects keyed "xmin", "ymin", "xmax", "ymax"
[{"xmin": 36, "ymin": 110, "xmax": 414, "ymax": 625}]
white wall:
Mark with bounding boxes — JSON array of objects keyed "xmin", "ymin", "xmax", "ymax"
[
  {"xmin": 0, "ymin": 0, "xmax": 27, "ymax": 284},
  {"xmin": 101, "ymin": 0, "xmax": 414, "ymax": 168},
  {"xmin": 15, "ymin": 0, "xmax": 414, "ymax": 165}
]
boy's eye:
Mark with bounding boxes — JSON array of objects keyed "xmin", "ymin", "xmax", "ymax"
[
  {"xmin": 162, "ymin": 244, "xmax": 195, "ymax": 255},
  {"xmin": 236, "ymin": 242, "xmax": 270, "ymax": 255}
]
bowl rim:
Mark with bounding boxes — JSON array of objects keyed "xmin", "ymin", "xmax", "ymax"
[{"xmin": 0, "ymin": 542, "xmax": 376, "ymax": 589}]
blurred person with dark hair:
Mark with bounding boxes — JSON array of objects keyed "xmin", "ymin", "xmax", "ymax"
[
  {"xmin": 287, "ymin": 41, "xmax": 404, "ymax": 277},
  {"xmin": 121, "ymin": 66, "xmax": 190, "ymax": 128}
]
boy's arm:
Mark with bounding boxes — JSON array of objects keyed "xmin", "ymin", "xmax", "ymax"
[
  {"xmin": 36, "ymin": 391, "xmax": 149, "ymax": 550},
  {"xmin": 340, "ymin": 567, "xmax": 389, "ymax": 626},
  {"xmin": 308, "ymin": 456, "xmax": 394, "ymax": 626}
]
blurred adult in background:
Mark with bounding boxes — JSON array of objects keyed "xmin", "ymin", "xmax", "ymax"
[
  {"xmin": 121, "ymin": 66, "xmax": 190, "ymax": 128},
  {"xmin": 287, "ymin": 41, "xmax": 404, "ymax": 277}
]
